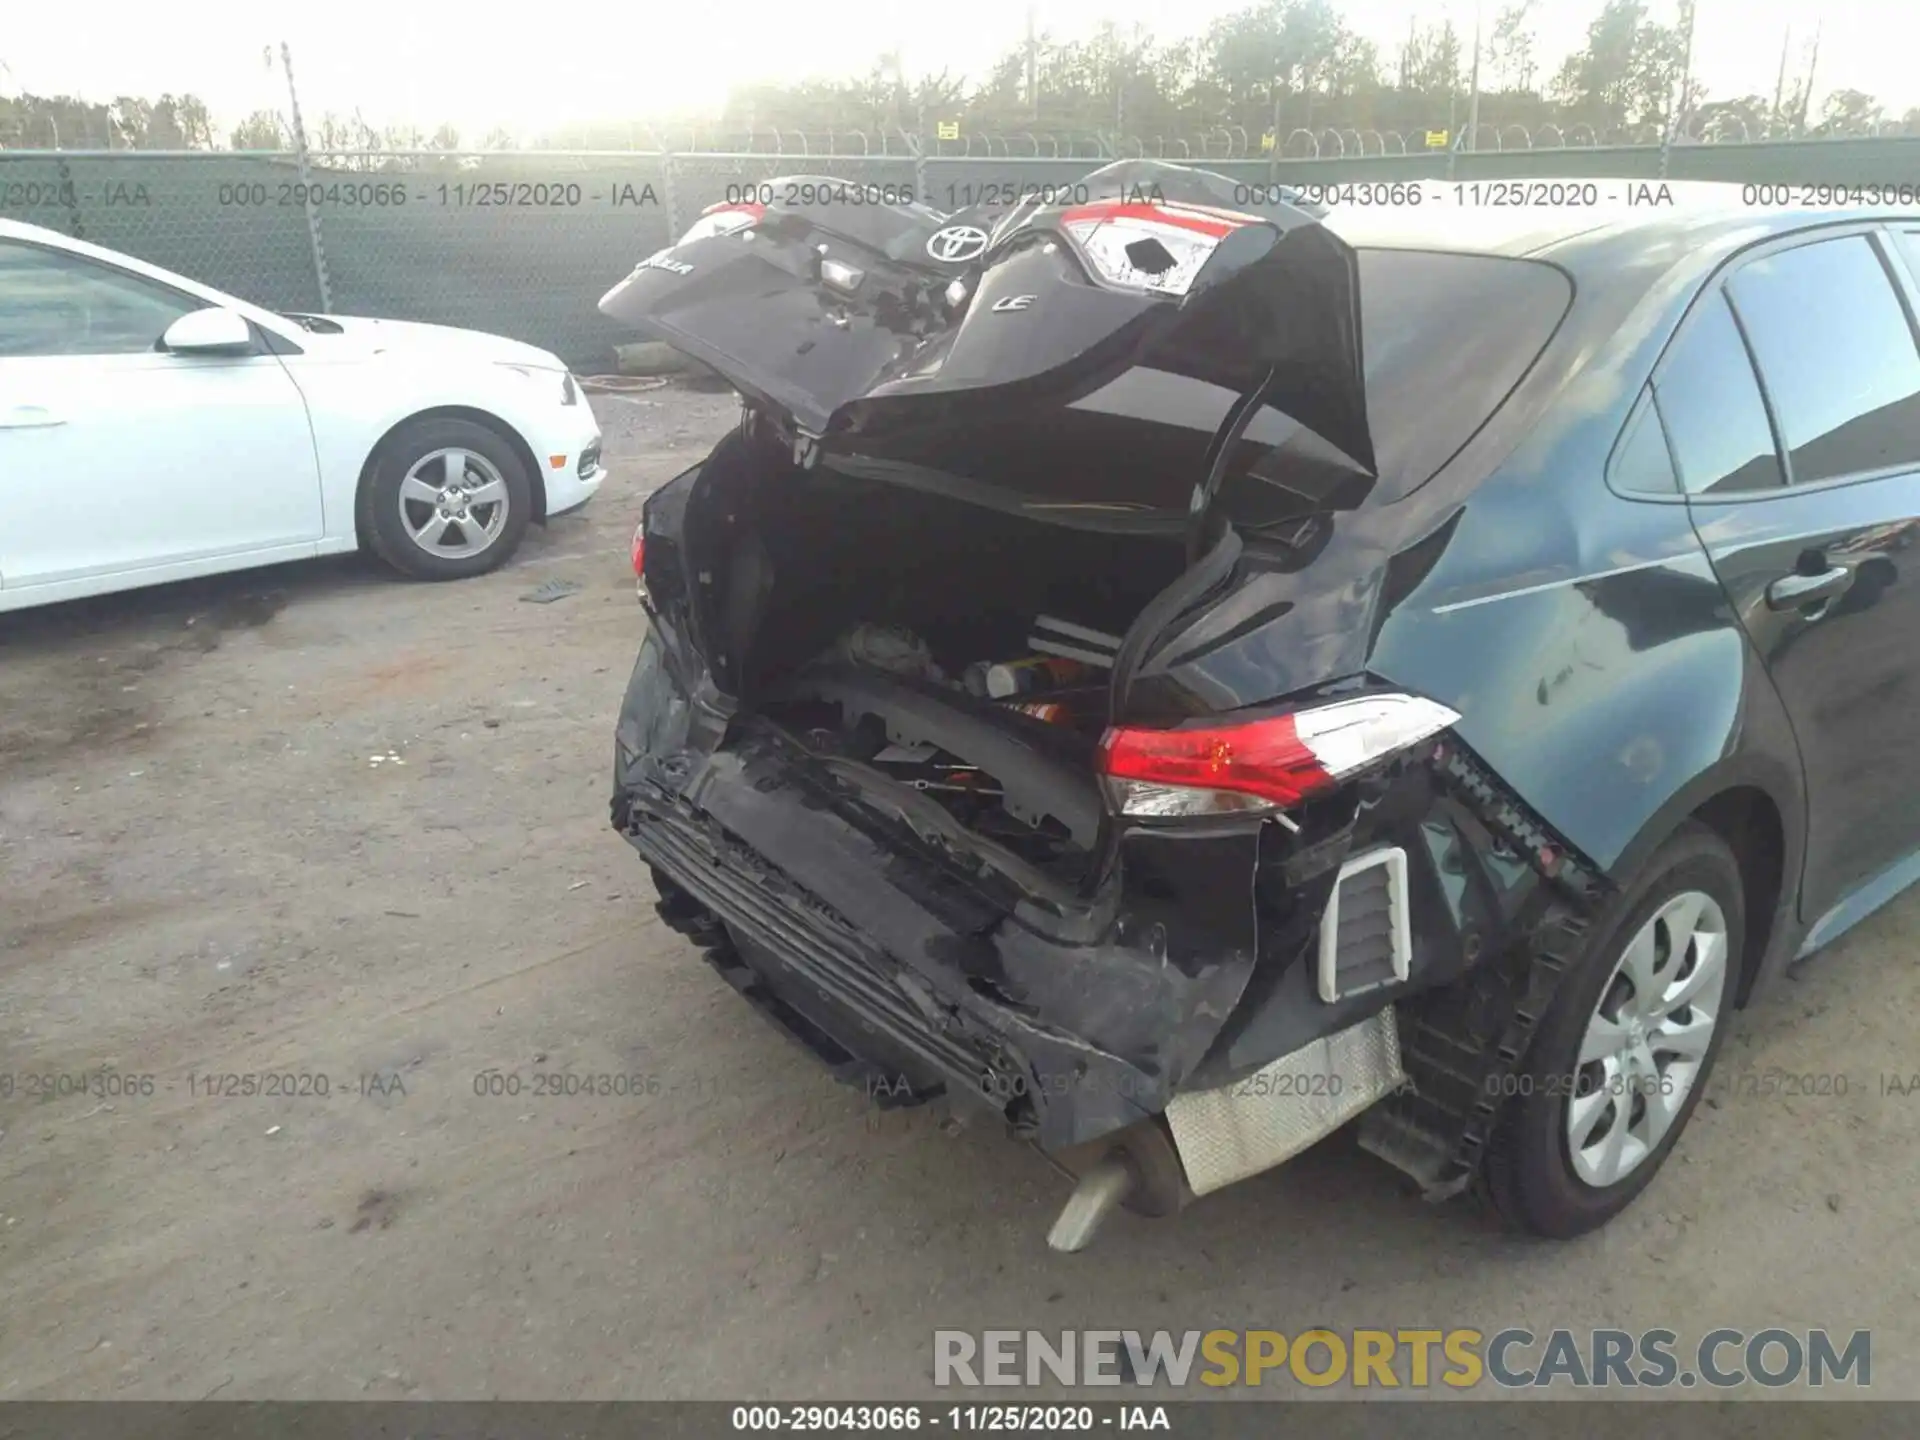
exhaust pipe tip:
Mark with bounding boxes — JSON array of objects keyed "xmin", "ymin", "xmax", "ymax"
[{"xmin": 1045, "ymin": 1155, "xmax": 1136, "ymax": 1253}]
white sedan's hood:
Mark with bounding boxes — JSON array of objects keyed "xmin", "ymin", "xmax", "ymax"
[{"xmin": 291, "ymin": 315, "xmax": 563, "ymax": 368}]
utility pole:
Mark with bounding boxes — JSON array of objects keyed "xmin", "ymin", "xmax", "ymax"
[
  {"xmin": 1268, "ymin": 72, "xmax": 1283, "ymax": 185},
  {"xmin": 1668, "ymin": 2, "xmax": 1697, "ymax": 140},
  {"xmin": 278, "ymin": 41, "xmax": 333, "ymax": 312},
  {"xmin": 1797, "ymin": 18, "xmax": 1822, "ymax": 133},
  {"xmin": 1465, "ymin": 0, "xmax": 1484, "ymax": 152},
  {"xmin": 1445, "ymin": 19, "xmax": 1458, "ymax": 180},
  {"xmin": 1660, "ymin": 0, "xmax": 1697, "ymax": 177},
  {"xmin": 1026, "ymin": 4, "xmax": 1038, "ymax": 121},
  {"xmin": 1770, "ymin": 24, "xmax": 1792, "ymax": 135}
]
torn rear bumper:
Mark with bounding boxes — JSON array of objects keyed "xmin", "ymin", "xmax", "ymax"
[
  {"xmin": 614, "ymin": 745, "xmax": 1250, "ymax": 1155},
  {"xmin": 610, "ymin": 624, "xmax": 1322, "ymax": 1158},
  {"xmin": 626, "ymin": 774, "xmax": 1410, "ymax": 1199},
  {"xmin": 611, "ymin": 625, "xmax": 1597, "ymax": 1194},
  {"xmin": 623, "ymin": 782, "xmax": 1000, "ymax": 1111}
]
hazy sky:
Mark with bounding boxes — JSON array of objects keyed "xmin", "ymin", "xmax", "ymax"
[{"xmin": 1, "ymin": 0, "xmax": 1912, "ymax": 141}]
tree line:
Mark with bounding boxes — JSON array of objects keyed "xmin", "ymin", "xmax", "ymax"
[{"xmin": 3, "ymin": 1, "xmax": 1916, "ymax": 151}]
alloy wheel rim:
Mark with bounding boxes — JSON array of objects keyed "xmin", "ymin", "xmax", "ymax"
[
  {"xmin": 399, "ymin": 448, "xmax": 508, "ymax": 559},
  {"xmin": 1566, "ymin": 889, "xmax": 1728, "ymax": 1188}
]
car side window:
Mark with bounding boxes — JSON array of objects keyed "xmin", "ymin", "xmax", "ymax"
[
  {"xmin": 1609, "ymin": 389, "xmax": 1680, "ymax": 495},
  {"xmin": 1651, "ymin": 290, "xmax": 1784, "ymax": 496},
  {"xmin": 1726, "ymin": 234, "xmax": 1920, "ymax": 485},
  {"xmin": 0, "ymin": 240, "xmax": 199, "ymax": 358}
]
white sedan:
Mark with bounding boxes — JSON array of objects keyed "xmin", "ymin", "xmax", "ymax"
[{"xmin": 0, "ymin": 218, "xmax": 604, "ymax": 613}]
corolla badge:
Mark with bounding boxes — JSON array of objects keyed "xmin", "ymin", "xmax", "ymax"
[
  {"xmin": 638, "ymin": 248, "xmax": 694, "ymax": 275},
  {"xmin": 926, "ymin": 225, "xmax": 990, "ymax": 263}
]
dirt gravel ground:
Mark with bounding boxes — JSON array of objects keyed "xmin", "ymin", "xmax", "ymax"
[{"xmin": 3, "ymin": 387, "xmax": 1918, "ymax": 1402}]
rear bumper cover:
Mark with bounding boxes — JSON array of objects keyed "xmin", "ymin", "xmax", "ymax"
[
  {"xmin": 614, "ymin": 732, "xmax": 1245, "ymax": 1153},
  {"xmin": 608, "ymin": 624, "xmax": 1488, "ymax": 1157},
  {"xmin": 622, "ymin": 781, "xmax": 996, "ymax": 1107}
]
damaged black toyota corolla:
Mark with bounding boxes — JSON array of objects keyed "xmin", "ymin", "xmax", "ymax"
[{"xmin": 603, "ymin": 161, "xmax": 1920, "ymax": 1248}]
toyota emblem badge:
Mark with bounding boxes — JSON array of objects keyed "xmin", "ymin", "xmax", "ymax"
[{"xmin": 926, "ymin": 225, "xmax": 990, "ymax": 263}]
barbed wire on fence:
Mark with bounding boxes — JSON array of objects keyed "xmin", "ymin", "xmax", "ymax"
[
  {"xmin": 9, "ymin": 132, "xmax": 1920, "ymax": 374},
  {"xmin": 12, "ymin": 116, "xmax": 1920, "ymax": 158}
]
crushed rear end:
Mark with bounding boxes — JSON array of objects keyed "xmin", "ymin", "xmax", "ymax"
[{"xmin": 603, "ymin": 163, "xmax": 1569, "ymax": 1247}]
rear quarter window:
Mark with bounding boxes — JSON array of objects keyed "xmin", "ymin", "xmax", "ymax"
[
  {"xmin": 1608, "ymin": 392, "xmax": 1680, "ymax": 495},
  {"xmin": 1651, "ymin": 290, "xmax": 1784, "ymax": 496},
  {"xmin": 1351, "ymin": 249, "xmax": 1574, "ymax": 498}
]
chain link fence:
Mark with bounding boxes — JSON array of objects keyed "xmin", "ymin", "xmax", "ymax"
[
  {"xmin": 0, "ymin": 152, "xmax": 330, "ymax": 311},
  {"xmin": 11, "ymin": 114, "xmax": 1920, "ymax": 157},
  {"xmin": 8, "ymin": 137, "xmax": 1920, "ymax": 368}
]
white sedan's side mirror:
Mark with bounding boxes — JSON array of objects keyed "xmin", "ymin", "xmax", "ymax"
[{"xmin": 162, "ymin": 307, "xmax": 256, "ymax": 355}]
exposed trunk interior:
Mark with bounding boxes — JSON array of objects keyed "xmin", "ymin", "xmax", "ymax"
[{"xmin": 693, "ymin": 436, "xmax": 1192, "ymax": 888}]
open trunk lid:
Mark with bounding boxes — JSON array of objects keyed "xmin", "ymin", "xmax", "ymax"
[{"xmin": 598, "ymin": 160, "xmax": 1376, "ymax": 530}]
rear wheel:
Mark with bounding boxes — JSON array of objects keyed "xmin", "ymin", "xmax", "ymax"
[
  {"xmin": 1482, "ymin": 822, "xmax": 1742, "ymax": 1238},
  {"xmin": 364, "ymin": 418, "xmax": 531, "ymax": 580}
]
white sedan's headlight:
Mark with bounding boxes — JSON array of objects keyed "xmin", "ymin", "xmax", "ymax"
[{"xmin": 497, "ymin": 362, "xmax": 578, "ymax": 406}]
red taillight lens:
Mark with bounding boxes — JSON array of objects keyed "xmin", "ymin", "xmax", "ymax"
[
  {"xmin": 1100, "ymin": 714, "xmax": 1323, "ymax": 807},
  {"xmin": 1061, "ymin": 199, "xmax": 1251, "ymax": 239},
  {"xmin": 1096, "ymin": 694, "xmax": 1461, "ymax": 818},
  {"xmin": 1060, "ymin": 199, "xmax": 1259, "ymax": 296},
  {"xmin": 630, "ymin": 525, "xmax": 646, "ymax": 581},
  {"xmin": 676, "ymin": 201, "xmax": 764, "ymax": 245}
]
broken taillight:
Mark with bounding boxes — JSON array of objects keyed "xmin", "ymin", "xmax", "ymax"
[
  {"xmin": 1096, "ymin": 694, "xmax": 1460, "ymax": 819},
  {"xmin": 1060, "ymin": 199, "xmax": 1256, "ymax": 296},
  {"xmin": 676, "ymin": 200, "xmax": 764, "ymax": 245}
]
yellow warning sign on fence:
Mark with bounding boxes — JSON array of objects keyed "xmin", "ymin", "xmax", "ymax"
[
  {"xmin": 1425, "ymin": 129, "xmax": 1450, "ymax": 149},
  {"xmin": 936, "ymin": 120, "xmax": 960, "ymax": 141}
]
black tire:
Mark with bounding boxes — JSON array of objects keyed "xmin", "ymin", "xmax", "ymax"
[
  {"xmin": 362, "ymin": 417, "xmax": 532, "ymax": 581},
  {"xmin": 1481, "ymin": 821, "xmax": 1744, "ymax": 1238}
]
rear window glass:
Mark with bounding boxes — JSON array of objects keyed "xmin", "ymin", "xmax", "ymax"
[
  {"xmin": 1219, "ymin": 248, "xmax": 1573, "ymax": 523},
  {"xmin": 1352, "ymin": 249, "xmax": 1574, "ymax": 496}
]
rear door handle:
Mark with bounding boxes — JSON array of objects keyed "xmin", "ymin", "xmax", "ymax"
[
  {"xmin": 1766, "ymin": 565, "xmax": 1853, "ymax": 612},
  {"xmin": 0, "ymin": 405, "xmax": 66, "ymax": 429}
]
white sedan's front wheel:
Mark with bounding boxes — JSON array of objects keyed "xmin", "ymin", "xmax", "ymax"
[{"xmin": 364, "ymin": 418, "xmax": 532, "ymax": 580}]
